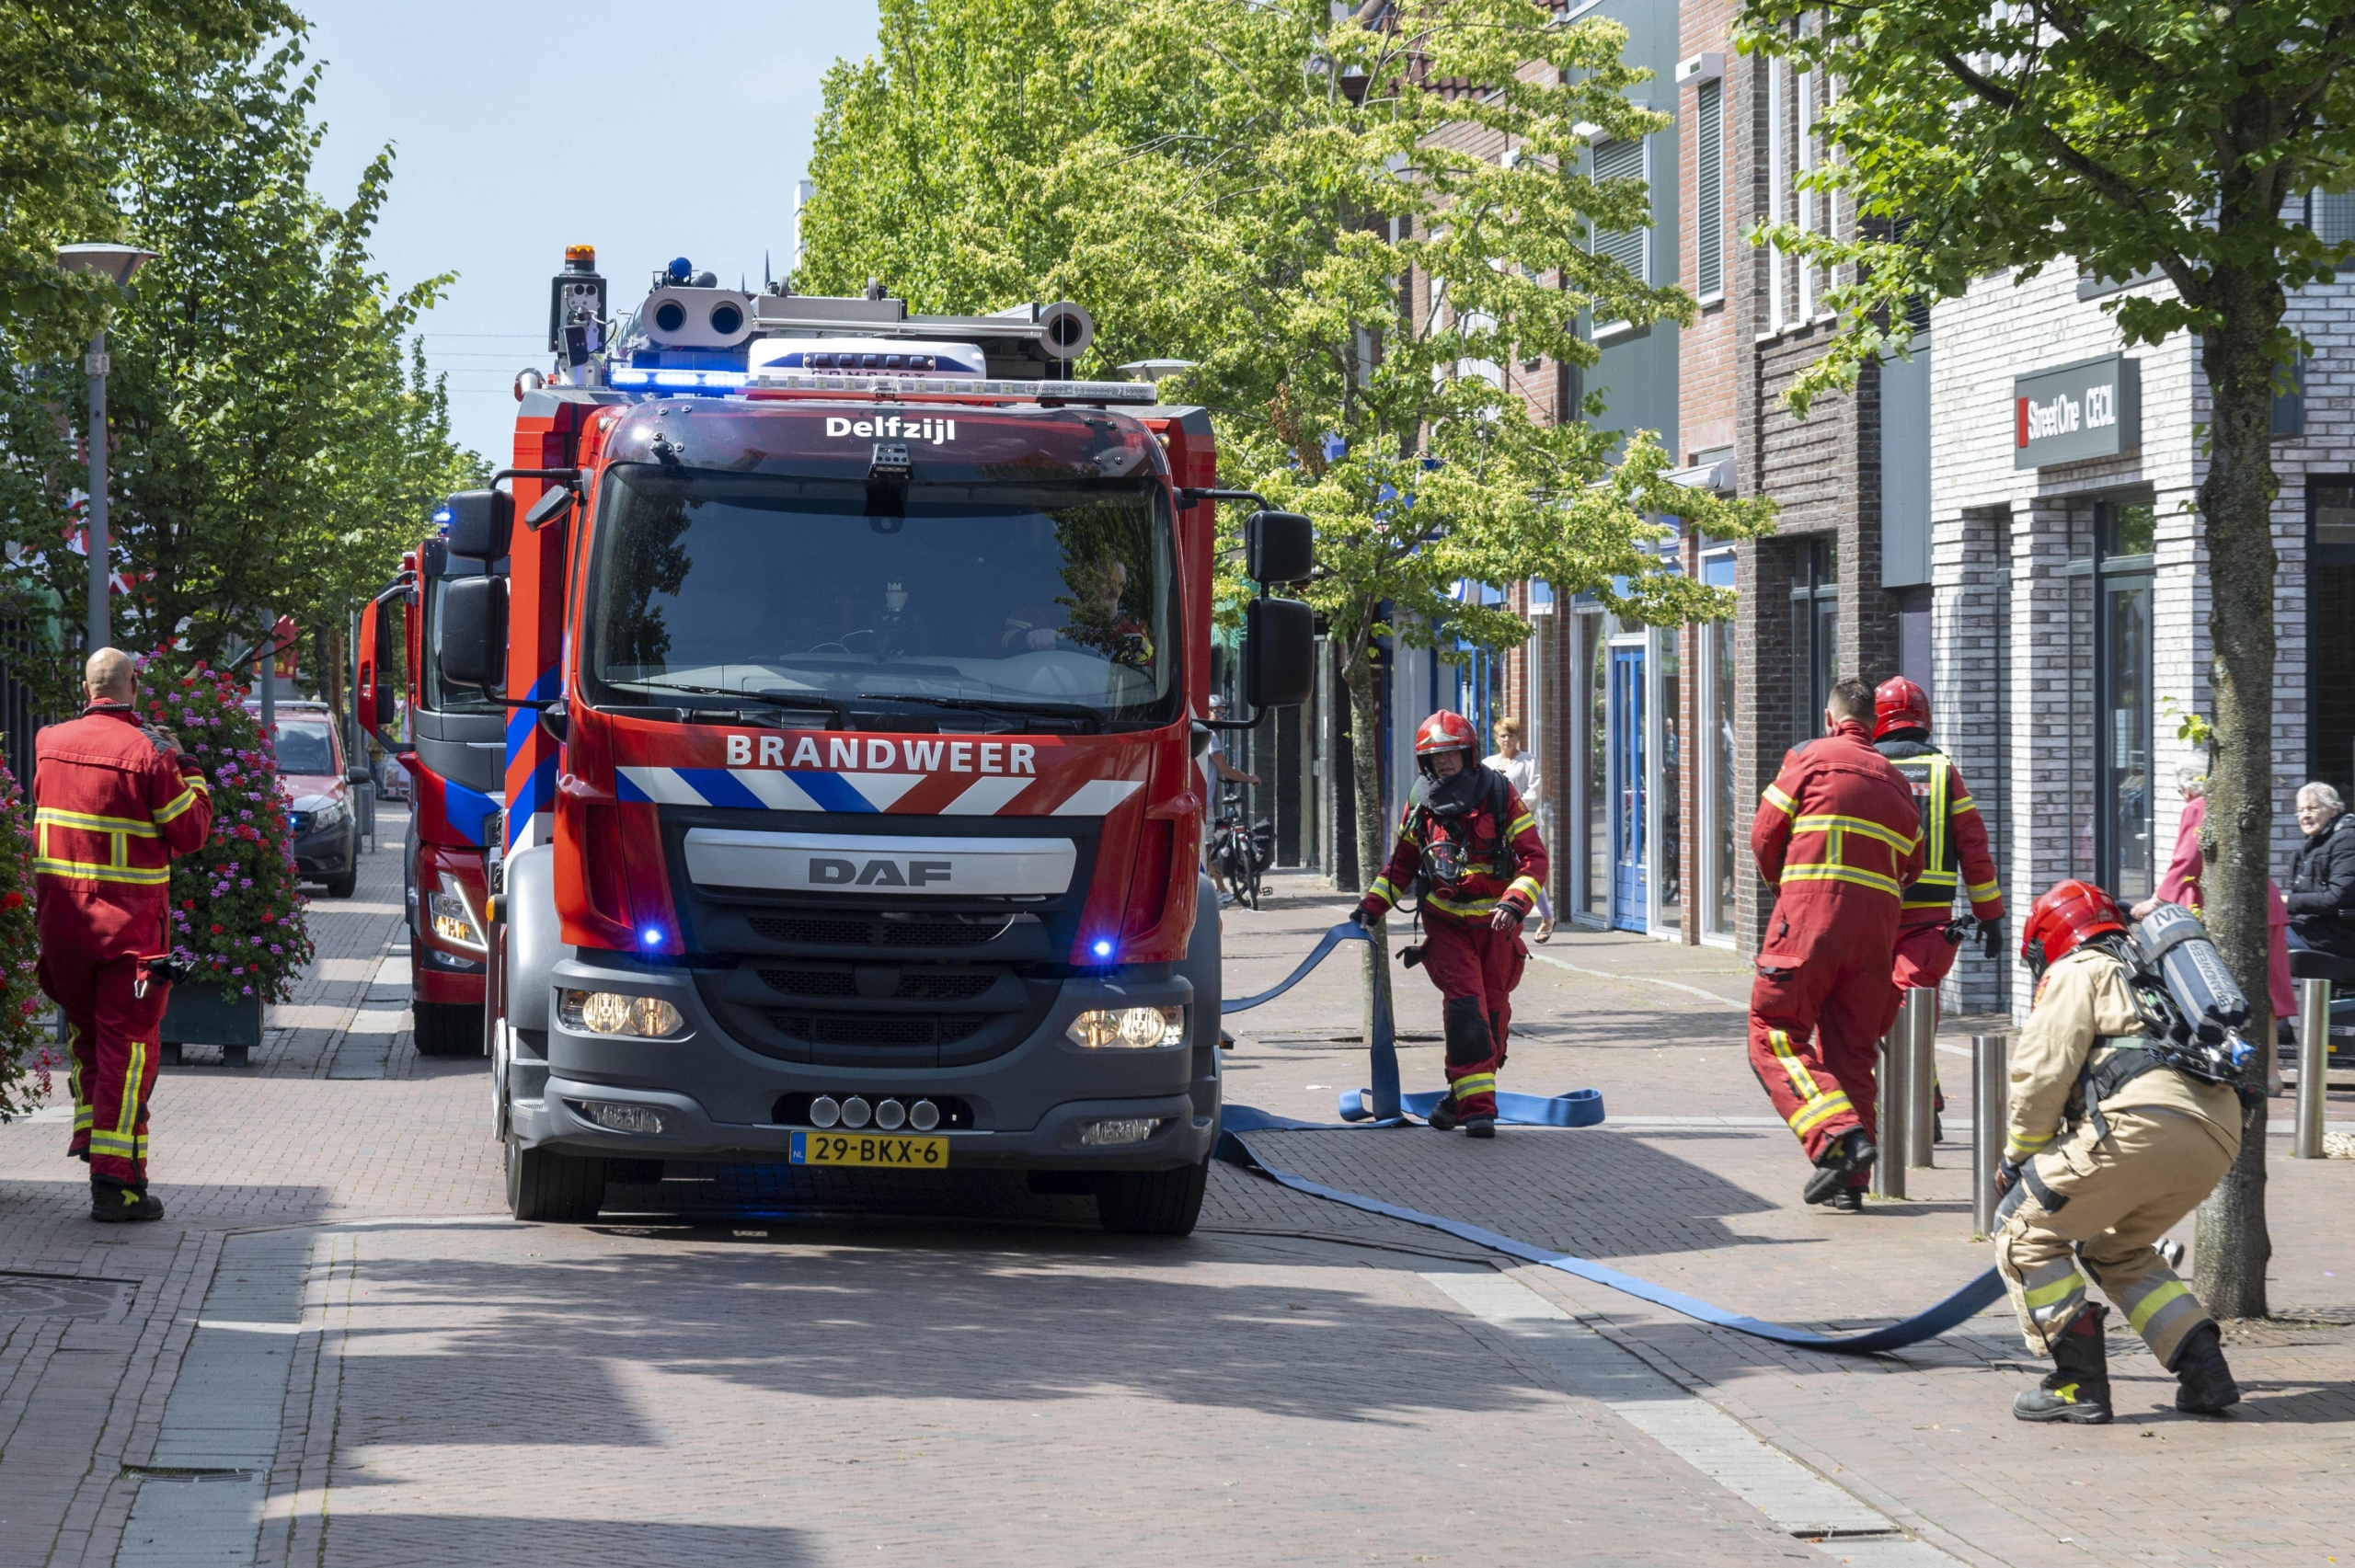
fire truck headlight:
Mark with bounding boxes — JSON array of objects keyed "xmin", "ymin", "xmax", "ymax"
[
  {"xmin": 429, "ymin": 875, "xmax": 485, "ymax": 953},
  {"xmin": 1065, "ymin": 1006, "xmax": 1186, "ymax": 1049},
  {"xmin": 560, "ymin": 990, "xmax": 686, "ymax": 1039}
]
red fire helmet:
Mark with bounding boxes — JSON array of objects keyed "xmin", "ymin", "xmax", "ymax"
[
  {"xmin": 1414, "ymin": 710, "xmax": 1480, "ymax": 758},
  {"xmin": 2020, "ymin": 879, "xmax": 2128, "ymax": 967},
  {"xmin": 1873, "ymin": 676, "xmax": 1933, "ymax": 740}
]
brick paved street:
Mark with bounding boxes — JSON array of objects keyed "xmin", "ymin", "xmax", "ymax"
[{"xmin": 4, "ymin": 853, "xmax": 2350, "ymax": 1566}]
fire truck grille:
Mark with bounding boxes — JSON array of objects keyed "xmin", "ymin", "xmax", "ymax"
[
  {"xmin": 755, "ymin": 967, "xmax": 998, "ymax": 1002},
  {"xmin": 767, "ymin": 1013, "xmax": 990, "ymax": 1047},
  {"xmin": 746, "ymin": 913, "xmax": 1012, "ymax": 948}
]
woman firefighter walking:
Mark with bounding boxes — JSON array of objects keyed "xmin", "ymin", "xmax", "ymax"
[{"xmin": 1353, "ymin": 712, "xmax": 1547, "ymax": 1137}]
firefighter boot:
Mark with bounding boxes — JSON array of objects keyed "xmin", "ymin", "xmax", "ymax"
[
  {"xmin": 2169, "ymin": 1322, "xmax": 2241, "ymax": 1415},
  {"xmin": 1831, "ymin": 1189, "xmax": 1866, "ymax": 1213},
  {"xmin": 1804, "ymin": 1129, "xmax": 1878, "ymax": 1206},
  {"xmin": 1426, "ymin": 1093, "xmax": 1460, "ymax": 1132},
  {"xmin": 90, "ymin": 1177, "xmax": 164, "ymax": 1225},
  {"xmin": 2015, "ymin": 1304, "xmax": 2113, "ymax": 1425},
  {"xmin": 1464, "ymin": 1115, "xmax": 1496, "ymax": 1139}
]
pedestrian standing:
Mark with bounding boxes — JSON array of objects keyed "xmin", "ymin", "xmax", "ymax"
[
  {"xmin": 1993, "ymin": 880, "xmax": 2243, "ymax": 1425},
  {"xmin": 2284, "ymin": 781, "xmax": 2355, "ymax": 958},
  {"xmin": 1355, "ymin": 711, "xmax": 1548, "ymax": 1138},
  {"xmin": 2130, "ymin": 772, "xmax": 2294, "ymax": 1038},
  {"xmin": 1483, "ymin": 715, "xmax": 1555, "ymax": 943},
  {"xmin": 1746, "ymin": 679, "xmax": 1925, "ymax": 1210},
  {"xmin": 34, "ymin": 649, "xmax": 213, "ymax": 1222}
]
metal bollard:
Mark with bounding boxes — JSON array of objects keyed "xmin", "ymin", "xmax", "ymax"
[
  {"xmin": 2294, "ymin": 976, "xmax": 2330, "ymax": 1159},
  {"xmin": 1901, "ymin": 988, "xmax": 1938, "ymax": 1168},
  {"xmin": 1873, "ymin": 1023, "xmax": 1910, "ymax": 1199},
  {"xmin": 1972, "ymin": 1033, "xmax": 2009, "ymax": 1240}
]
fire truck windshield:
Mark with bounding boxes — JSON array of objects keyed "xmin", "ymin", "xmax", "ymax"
[{"xmin": 582, "ymin": 464, "xmax": 1178, "ymax": 728}]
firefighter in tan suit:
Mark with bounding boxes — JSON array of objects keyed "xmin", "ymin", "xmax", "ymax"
[{"xmin": 1994, "ymin": 880, "xmax": 2243, "ymax": 1424}]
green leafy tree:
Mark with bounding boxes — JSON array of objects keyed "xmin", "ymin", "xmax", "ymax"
[
  {"xmin": 804, "ymin": 0, "xmax": 1773, "ymax": 1024},
  {"xmin": 1734, "ymin": 0, "xmax": 2354, "ymax": 1317}
]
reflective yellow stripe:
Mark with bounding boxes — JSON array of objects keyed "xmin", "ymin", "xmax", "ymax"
[
  {"xmin": 1789, "ymin": 1092, "xmax": 1855, "ymax": 1135},
  {"xmin": 1765, "ymin": 1028, "xmax": 1821, "ymax": 1101},
  {"xmin": 1795, "ymin": 814, "xmax": 1919, "ymax": 853},
  {"xmin": 152, "ymin": 785, "xmax": 203, "ymax": 823},
  {"xmin": 1506, "ymin": 876, "xmax": 1543, "ymax": 902},
  {"xmin": 1762, "ymin": 784, "xmax": 1797, "ymax": 817},
  {"xmin": 34, "ymin": 807, "xmax": 157, "ymax": 837},
  {"xmin": 1780, "ymin": 864, "xmax": 1903, "ymax": 897},
  {"xmin": 1368, "ymin": 876, "xmax": 1400, "ymax": 908},
  {"xmin": 1425, "ymin": 896, "xmax": 1502, "ymax": 918},
  {"xmin": 1506, "ymin": 812, "xmax": 1535, "ymax": 837},
  {"xmin": 1968, "ymin": 878, "xmax": 2002, "ymax": 902},
  {"xmin": 1950, "ymin": 795, "xmax": 1978, "ymax": 816},
  {"xmin": 2126, "ymin": 1279, "xmax": 2192, "ymax": 1336},
  {"xmin": 2005, "ymin": 1130, "xmax": 2055, "ymax": 1162},
  {"xmin": 33, "ymin": 856, "xmax": 171, "ymax": 885},
  {"xmin": 2023, "ymin": 1273, "xmax": 2087, "ymax": 1310},
  {"xmin": 1452, "ymin": 1073, "xmax": 1497, "ymax": 1095}
]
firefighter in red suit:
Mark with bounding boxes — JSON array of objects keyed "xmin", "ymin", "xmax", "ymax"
[
  {"xmin": 1871, "ymin": 678, "xmax": 2005, "ymax": 994},
  {"xmin": 1749, "ymin": 679, "xmax": 1924, "ymax": 1209},
  {"xmin": 34, "ymin": 649, "xmax": 213, "ymax": 1222},
  {"xmin": 1354, "ymin": 712, "xmax": 1548, "ymax": 1138}
]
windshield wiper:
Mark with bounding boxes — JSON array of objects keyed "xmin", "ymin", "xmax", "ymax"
[
  {"xmin": 611, "ymin": 680, "xmax": 848, "ymax": 726},
  {"xmin": 862, "ymin": 692, "xmax": 1106, "ymax": 733}
]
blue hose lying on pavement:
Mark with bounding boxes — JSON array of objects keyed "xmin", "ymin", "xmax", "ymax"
[{"xmin": 1217, "ymin": 921, "xmax": 2006, "ymax": 1356}]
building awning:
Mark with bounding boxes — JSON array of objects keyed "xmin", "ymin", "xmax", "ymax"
[{"xmin": 1666, "ymin": 454, "xmax": 1736, "ymax": 494}]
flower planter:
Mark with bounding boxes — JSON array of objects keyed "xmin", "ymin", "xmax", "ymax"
[{"xmin": 159, "ymin": 980, "xmax": 263, "ymax": 1069}]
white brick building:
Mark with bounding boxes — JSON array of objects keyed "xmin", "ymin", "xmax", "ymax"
[{"xmin": 1925, "ymin": 259, "xmax": 2352, "ymax": 1017}]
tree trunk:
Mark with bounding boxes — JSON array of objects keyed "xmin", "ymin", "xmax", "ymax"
[
  {"xmin": 1338, "ymin": 633, "xmax": 1396, "ymax": 1052},
  {"xmin": 2190, "ymin": 281, "xmax": 2281, "ymax": 1322}
]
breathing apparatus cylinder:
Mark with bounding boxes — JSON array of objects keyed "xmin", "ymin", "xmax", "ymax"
[{"xmin": 2130, "ymin": 901, "xmax": 2250, "ymax": 1043}]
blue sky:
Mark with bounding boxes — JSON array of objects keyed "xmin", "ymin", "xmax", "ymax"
[{"xmin": 302, "ymin": 0, "xmax": 883, "ymax": 466}]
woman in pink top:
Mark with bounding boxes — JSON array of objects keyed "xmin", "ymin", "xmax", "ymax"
[{"xmin": 2132, "ymin": 773, "xmax": 2294, "ymax": 1030}]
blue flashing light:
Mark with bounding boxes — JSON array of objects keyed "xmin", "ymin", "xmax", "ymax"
[
  {"xmin": 640, "ymin": 927, "xmax": 664, "ymax": 950},
  {"xmin": 610, "ymin": 367, "xmax": 746, "ymax": 394},
  {"xmin": 1090, "ymin": 938, "xmax": 1117, "ymax": 960},
  {"xmin": 666, "ymin": 256, "xmax": 694, "ymax": 283},
  {"xmin": 431, "ymin": 506, "xmax": 453, "ymax": 532}
]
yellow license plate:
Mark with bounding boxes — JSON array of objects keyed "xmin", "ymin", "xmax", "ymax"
[{"xmin": 790, "ymin": 1130, "xmax": 949, "ymax": 1169}]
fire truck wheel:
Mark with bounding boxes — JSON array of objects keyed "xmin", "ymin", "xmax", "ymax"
[
  {"xmin": 1095, "ymin": 1154, "xmax": 1209, "ymax": 1236},
  {"xmin": 414, "ymin": 1001, "xmax": 482, "ymax": 1057},
  {"xmin": 325, "ymin": 868, "xmax": 358, "ymax": 898},
  {"xmin": 505, "ymin": 1139, "xmax": 607, "ymax": 1222}
]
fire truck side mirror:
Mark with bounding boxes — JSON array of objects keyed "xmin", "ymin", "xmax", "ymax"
[
  {"xmin": 443, "ymin": 488, "xmax": 513, "ymax": 563},
  {"xmin": 1242, "ymin": 597, "xmax": 1314, "ymax": 711},
  {"xmin": 439, "ymin": 576, "xmax": 508, "ymax": 694},
  {"xmin": 1244, "ymin": 510, "xmax": 1315, "ymax": 588}
]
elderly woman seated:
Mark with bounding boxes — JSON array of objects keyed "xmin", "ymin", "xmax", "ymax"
[{"xmin": 2287, "ymin": 782, "xmax": 2355, "ymax": 959}]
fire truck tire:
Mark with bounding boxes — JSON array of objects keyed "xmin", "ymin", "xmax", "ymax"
[
  {"xmin": 414, "ymin": 1001, "xmax": 481, "ymax": 1057},
  {"xmin": 325, "ymin": 868, "xmax": 358, "ymax": 898},
  {"xmin": 505, "ymin": 1139, "xmax": 607, "ymax": 1222},
  {"xmin": 1095, "ymin": 1153, "xmax": 1209, "ymax": 1236}
]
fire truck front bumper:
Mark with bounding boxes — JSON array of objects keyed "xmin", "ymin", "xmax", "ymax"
[{"xmin": 511, "ymin": 953, "xmax": 1217, "ymax": 1172}]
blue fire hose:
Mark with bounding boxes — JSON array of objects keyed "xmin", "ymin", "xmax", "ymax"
[{"xmin": 1217, "ymin": 921, "xmax": 2005, "ymax": 1356}]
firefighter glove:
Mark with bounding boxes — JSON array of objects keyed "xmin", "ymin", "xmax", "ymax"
[{"xmin": 1993, "ymin": 1159, "xmax": 2021, "ymax": 1199}]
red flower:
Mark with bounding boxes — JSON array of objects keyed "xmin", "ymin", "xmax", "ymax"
[
  {"xmin": 0, "ymin": 892, "xmax": 20, "ymax": 910},
  {"xmin": 209, "ymin": 923, "xmax": 224, "ymax": 934}
]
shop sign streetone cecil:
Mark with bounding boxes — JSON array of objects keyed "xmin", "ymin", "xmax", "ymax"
[{"xmin": 2014, "ymin": 353, "xmax": 2141, "ymax": 470}]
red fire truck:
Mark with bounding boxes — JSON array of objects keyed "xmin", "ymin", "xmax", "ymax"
[
  {"xmin": 431, "ymin": 249, "xmax": 1311, "ymax": 1231},
  {"xmin": 356, "ymin": 530, "xmax": 505, "ymax": 1056}
]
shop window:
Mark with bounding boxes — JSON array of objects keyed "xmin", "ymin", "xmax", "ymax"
[
  {"xmin": 1656, "ymin": 624, "xmax": 1683, "ymax": 936},
  {"xmin": 2311, "ymin": 482, "xmax": 2355, "ymax": 803},
  {"xmin": 1789, "ymin": 537, "xmax": 1838, "ymax": 744},
  {"xmin": 1577, "ymin": 610, "xmax": 1609, "ymax": 919},
  {"xmin": 1702, "ymin": 553, "xmax": 1740, "ymax": 939},
  {"xmin": 2062, "ymin": 501, "xmax": 2156, "ymax": 900}
]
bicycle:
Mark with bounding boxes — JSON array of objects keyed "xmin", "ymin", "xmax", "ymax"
[{"xmin": 1210, "ymin": 784, "xmax": 1274, "ymax": 910}]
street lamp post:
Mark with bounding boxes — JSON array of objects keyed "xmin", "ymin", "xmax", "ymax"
[{"xmin": 53, "ymin": 243, "xmax": 158, "ymax": 654}]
